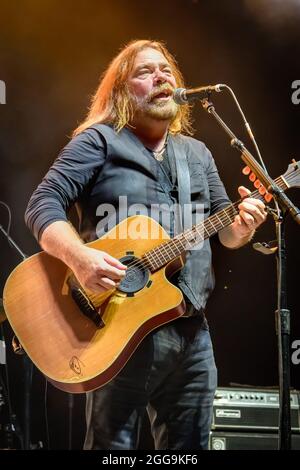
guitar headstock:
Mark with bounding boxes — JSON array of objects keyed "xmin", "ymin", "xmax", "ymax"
[
  {"xmin": 242, "ymin": 159, "xmax": 300, "ymax": 202},
  {"xmin": 282, "ymin": 159, "xmax": 300, "ymax": 189},
  {"xmin": 242, "ymin": 166, "xmax": 273, "ymax": 202}
]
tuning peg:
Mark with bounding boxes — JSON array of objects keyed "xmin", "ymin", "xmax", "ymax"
[
  {"xmin": 264, "ymin": 193, "xmax": 273, "ymax": 203},
  {"xmin": 254, "ymin": 179, "xmax": 261, "ymax": 189},
  {"xmin": 259, "ymin": 186, "xmax": 267, "ymax": 195},
  {"xmin": 249, "ymin": 172, "xmax": 256, "ymax": 182},
  {"xmin": 242, "ymin": 166, "xmax": 251, "ymax": 175},
  {"xmin": 242, "ymin": 166, "xmax": 275, "ymax": 202}
]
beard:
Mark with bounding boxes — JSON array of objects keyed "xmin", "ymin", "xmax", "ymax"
[
  {"xmin": 130, "ymin": 85, "xmax": 179, "ymax": 121},
  {"xmin": 141, "ymin": 98, "xmax": 178, "ymax": 120}
]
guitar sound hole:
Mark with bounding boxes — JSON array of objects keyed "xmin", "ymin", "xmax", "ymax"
[{"xmin": 117, "ymin": 255, "xmax": 150, "ymax": 295}]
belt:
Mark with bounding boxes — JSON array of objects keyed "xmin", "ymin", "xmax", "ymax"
[
  {"xmin": 175, "ymin": 300, "xmax": 208, "ymax": 331},
  {"xmin": 182, "ymin": 299, "xmax": 205, "ymax": 319}
]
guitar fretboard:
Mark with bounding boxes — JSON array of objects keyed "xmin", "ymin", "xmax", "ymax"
[{"xmin": 144, "ymin": 174, "xmax": 287, "ymax": 271}]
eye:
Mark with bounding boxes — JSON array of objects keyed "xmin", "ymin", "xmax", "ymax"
[{"xmin": 136, "ymin": 68, "xmax": 151, "ymax": 77}]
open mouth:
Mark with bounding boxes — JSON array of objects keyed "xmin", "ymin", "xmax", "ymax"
[{"xmin": 151, "ymin": 90, "xmax": 173, "ymax": 100}]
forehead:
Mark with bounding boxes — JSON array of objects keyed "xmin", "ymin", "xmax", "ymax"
[{"xmin": 132, "ymin": 47, "xmax": 170, "ymax": 69}]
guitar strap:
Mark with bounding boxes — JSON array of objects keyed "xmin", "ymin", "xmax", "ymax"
[{"xmin": 168, "ymin": 136, "xmax": 192, "ymax": 234}]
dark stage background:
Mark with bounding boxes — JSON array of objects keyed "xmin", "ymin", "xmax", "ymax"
[{"xmin": 0, "ymin": 0, "xmax": 300, "ymax": 449}]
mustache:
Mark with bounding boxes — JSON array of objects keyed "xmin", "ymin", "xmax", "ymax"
[{"xmin": 147, "ymin": 84, "xmax": 175, "ymax": 103}]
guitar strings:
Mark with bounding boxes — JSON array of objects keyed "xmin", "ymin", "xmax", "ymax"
[
  {"xmin": 120, "ymin": 169, "xmax": 295, "ymax": 273},
  {"xmin": 113, "ymin": 172, "xmax": 292, "ymax": 273},
  {"xmin": 88, "ymin": 169, "xmax": 298, "ymax": 302}
]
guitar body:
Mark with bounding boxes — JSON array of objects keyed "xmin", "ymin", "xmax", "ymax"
[
  {"xmin": 4, "ymin": 159, "xmax": 300, "ymax": 393},
  {"xmin": 3, "ymin": 215, "xmax": 186, "ymax": 393}
]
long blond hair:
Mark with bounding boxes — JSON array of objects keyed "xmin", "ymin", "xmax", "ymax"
[{"xmin": 73, "ymin": 39, "xmax": 193, "ymax": 137}]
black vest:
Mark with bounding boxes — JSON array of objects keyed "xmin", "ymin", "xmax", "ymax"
[{"xmin": 77, "ymin": 124, "xmax": 215, "ymax": 310}]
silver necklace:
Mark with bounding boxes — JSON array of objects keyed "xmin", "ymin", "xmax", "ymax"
[{"xmin": 152, "ymin": 142, "xmax": 168, "ymax": 162}]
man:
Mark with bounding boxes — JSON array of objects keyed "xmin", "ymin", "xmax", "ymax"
[{"xmin": 25, "ymin": 40, "xmax": 266, "ymax": 450}]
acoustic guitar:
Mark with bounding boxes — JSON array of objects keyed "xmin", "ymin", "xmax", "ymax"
[{"xmin": 3, "ymin": 161, "xmax": 300, "ymax": 393}]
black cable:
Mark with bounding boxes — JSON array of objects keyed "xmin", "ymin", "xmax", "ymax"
[
  {"xmin": 0, "ymin": 324, "xmax": 24, "ymax": 449},
  {"xmin": 44, "ymin": 378, "xmax": 50, "ymax": 449},
  {"xmin": 0, "ymin": 200, "xmax": 12, "ymax": 238},
  {"xmin": 0, "ymin": 201, "xmax": 15, "ymax": 435},
  {"xmin": 223, "ymin": 85, "xmax": 281, "ymax": 218},
  {"xmin": 1, "ymin": 200, "xmax": 26, "ymax": 448},
  {"xmin": 0, "ymin": 325, "xmax": 13, "ymax": 418},
  {"xmin": 222, "ymin": 84, "xmax": 268, "ymax": 173}
]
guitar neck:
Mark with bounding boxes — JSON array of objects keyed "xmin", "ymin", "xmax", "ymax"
[{"xmin": 145, "ymin": 174, "xmax": 288, "ymax": 271}]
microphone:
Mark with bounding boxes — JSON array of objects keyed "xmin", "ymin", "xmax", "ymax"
[{"xmin": 173, "ymin": 84, "xmax": 226, "ymax": 105}]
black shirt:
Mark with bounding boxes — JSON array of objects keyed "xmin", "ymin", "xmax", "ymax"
[{"xmin": 25, "ymin": 124, "xmax": 231, "ymax": 310}]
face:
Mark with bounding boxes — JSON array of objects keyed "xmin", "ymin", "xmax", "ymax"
[{"xmin": 127, "ymin": 47, "xmax": 178, "ymax": 121}]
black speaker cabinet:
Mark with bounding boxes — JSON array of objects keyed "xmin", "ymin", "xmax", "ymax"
[
  {"xmin": 209, "ymin": 431, "xmax": 300, "ymax": 450},
  {"xmin": 212, "ymin": 387, "xmax": 300, "ymax": 432}
]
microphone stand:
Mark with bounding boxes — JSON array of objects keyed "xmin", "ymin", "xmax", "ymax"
[
  {"xmin": 0, "ymin": 224, "xmax": 27, "ymax": 261},
  {"xmin": 200, "ymin": 96, "xmax": 300, "ymax": 450},
  {"xmin": 0, "ymin": 223, "xmax": 33, "ymax": 450},
  {"xmin": 2, "ymin": 221, "xmax": 75, "ymax": 450}
]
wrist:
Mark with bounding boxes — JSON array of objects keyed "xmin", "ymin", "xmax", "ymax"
[
  {"xmin": 219, "ymin": 223, "xmax": 255, "ymax": 249},
  {"xmin": 233, "ymin": 226, "xmax": 256, "ymax": 247},
  {"xmin": 63, "ymin": 240, "xmax": 86, "ymax": 270}
]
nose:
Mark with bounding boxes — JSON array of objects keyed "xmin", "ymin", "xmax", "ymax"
[{"xmin": 153, "ymin": 68, "xmax": 167, "ymax": 85}]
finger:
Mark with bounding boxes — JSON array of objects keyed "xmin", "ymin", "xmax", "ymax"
[
  {"xmin": 240, "ymin": 202, "xmax": 267, "ymax": 225},
  {"xmin": 98, "ymin": 257, "xmax": 127, "ymax": 279},
  {"xmin": 239, "ymin": 198, "xmax": 266, "ymax": 211},
  {"xmin": 238, "ymin": 186, "xmax": 251, "ymax": 199},
  {"xmin": 235, "ymin": 212, "xmax": 253, "ymax": 229},
  {"xmin": 238, "ymin": 201, "xmax": 266, "ymax": 220},
  {"xmin": 239, "ymin": 210, "xmax": 256, "ymax": 228},
  {"xmin": 97, "ymin": 263, "xmax": 126, "ymax": 280},
  {"xmin": 104, "ymin": 253, "xmax": 127, "ymax": 270},
  {"xmin": 98, "ymin": 277, "xmax": 119, "ymax": 289},
  {"xmin": 234, "ymin": 214, "xmax": 243, "ymax": 226}
]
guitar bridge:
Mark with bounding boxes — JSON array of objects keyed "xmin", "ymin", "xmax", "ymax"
[{"xmin": 67, "ymin": 276, "xmax": 104, "ymax": 329}]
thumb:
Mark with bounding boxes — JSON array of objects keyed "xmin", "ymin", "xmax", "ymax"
[{"xmin": 238, "ymin": 185, "xmax": 251, "ymax": 199}]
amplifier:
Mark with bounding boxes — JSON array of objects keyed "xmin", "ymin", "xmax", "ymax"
[
  {"xmin": 212, "ymin": 387, "xmax": 300, "ymax": 432},
  {"xmin": 209, "ymin": 431, "xmax": 300, "ymax": 450}
]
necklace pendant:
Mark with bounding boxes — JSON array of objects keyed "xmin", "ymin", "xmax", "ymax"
[{"xmin": 154, "ymin": 151, "xmax": 164, "ymax": 162}]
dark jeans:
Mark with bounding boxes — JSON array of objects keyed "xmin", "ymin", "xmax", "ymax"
[{"xmin": 84, "ymin": 315, "xmax": 217, "ymax": 450}]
